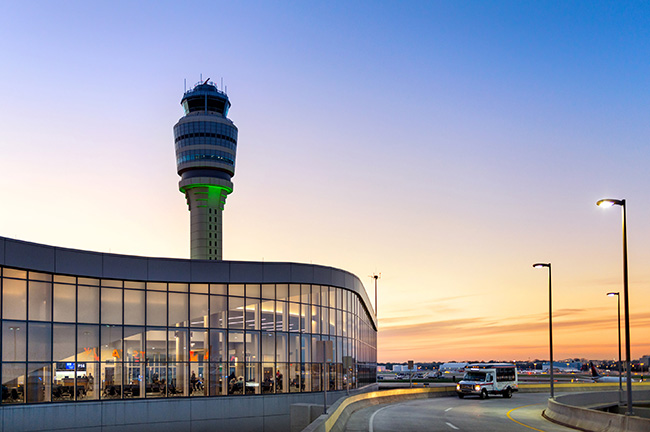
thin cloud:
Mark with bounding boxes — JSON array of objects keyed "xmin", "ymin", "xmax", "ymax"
[
  {"xmin": 381, "ymin": 312, "xmax": 650, "ymax": 337},
  {"xmin": 573, "ymin": 276, "xmax": 650, "ymax": 288},
  {"xmin": 378, "ymin": 294, "xmax": 482, "ymax": 326}
]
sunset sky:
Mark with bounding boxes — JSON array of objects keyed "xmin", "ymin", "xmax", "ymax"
[{"xmin": 1, "ymin": 1, "xmax": 649, "ymax": 363}]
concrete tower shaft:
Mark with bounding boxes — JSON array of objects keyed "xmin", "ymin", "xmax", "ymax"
[
  {"xmin": 182, "ymin": 183, "xmax": 231, "ymax": 260},
  {"xmin": 174, "ymin": 80, "xmax": 238, "ymax": 260}
]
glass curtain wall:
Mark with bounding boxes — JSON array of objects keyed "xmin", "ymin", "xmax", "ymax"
[{"xmin": 0, "ymin": 267, "xmax": 377, "ymax": 404}]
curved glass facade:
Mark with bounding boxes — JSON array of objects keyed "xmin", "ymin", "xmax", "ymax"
[{"xmin": 0, "ymin": 266, "xmax": 377, "ymax": 404}]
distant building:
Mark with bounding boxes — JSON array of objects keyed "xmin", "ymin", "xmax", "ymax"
[
  {"xmin": 542, "ymin": 360, "xmax": 583, "ymax": 371},
  {"xmin": 440, "ymin": 362, "xmax": 469, "ymax": 372},
  {"xmin": 639, "ymin": 355, "xmax": 650, "ymax": 368},
  {"xmin": 393, "ymin": 365, "xmax": 416, "ymax": 372}
]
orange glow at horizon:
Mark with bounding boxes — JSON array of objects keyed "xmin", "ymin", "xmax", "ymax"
[{"xmin": 378, "ymin": 307, "xmax": 650, "ymax": 363}]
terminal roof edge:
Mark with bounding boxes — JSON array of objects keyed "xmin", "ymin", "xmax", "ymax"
[{"xmin": 0, "ymin": 236, "xmax": 377, "ymax": 329}]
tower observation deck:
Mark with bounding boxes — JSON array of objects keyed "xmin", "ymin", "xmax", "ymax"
[{"xmin": 174, "ymin": 79, "xmax": 238, "ymax": 260}]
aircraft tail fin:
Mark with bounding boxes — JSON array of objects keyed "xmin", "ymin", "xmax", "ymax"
[{"xmin": 590, "ymin": 362, "xmax": 601, "ymax": 378}]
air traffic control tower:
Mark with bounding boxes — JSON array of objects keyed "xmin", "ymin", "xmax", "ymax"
[{"xmin": 174, "ymin": 79, "xmax": 238, "ymax": 260}]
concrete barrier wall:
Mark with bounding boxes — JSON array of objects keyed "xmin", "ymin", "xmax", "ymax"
[{"xmin": 544, "ymin": 388, "xmax": 650, "ymax": 432}]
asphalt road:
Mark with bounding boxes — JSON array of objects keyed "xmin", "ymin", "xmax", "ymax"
[{"xmin": 344, "ymin": 392, "xmax": 577, "ymax": 432}]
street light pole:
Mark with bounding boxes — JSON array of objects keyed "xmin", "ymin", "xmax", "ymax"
[
  {"xmin": 533, "ymin": 263, "xmax": 554, "ymax": 399},
  {"xmin": 597, "ymin": 198, "xmax": 633, "ymax": 415},
  {"xmin": 607, "ymin": 292, "xmax": 623, "ymax": 405},
  {"xmin": 371, "ymin": 273, "xmax": 380, "ymax": 318}
]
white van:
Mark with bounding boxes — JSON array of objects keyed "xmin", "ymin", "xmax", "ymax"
[{"xmin": 456, "ymin": 363, "xmax": 518, "ymax": 399}]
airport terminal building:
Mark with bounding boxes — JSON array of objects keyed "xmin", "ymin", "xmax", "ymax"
[{"xmin": 0, "ymin": 237, "xmax": 377, "ymax": 430}]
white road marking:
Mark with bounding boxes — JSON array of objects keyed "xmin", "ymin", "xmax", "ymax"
[
  {"xmin": 446, "ymin": 422, "xmax": 459, "ymax": 430},
  {"xmin": 369, "ymin": 405, "xmax": 393, "ymax": 432},
  {"xmin": 445, "ymin": 407, "xmax": 453, "ymax": 412}
]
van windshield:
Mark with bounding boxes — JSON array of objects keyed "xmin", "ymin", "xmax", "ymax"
[{"xmin": 464, "ymin": 372, "xmax": 486, "ymax": 381}]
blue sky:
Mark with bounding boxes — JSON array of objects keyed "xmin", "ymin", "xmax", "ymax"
[{"xmin": 1, "ymin": 1, "xmax": 649, "ymax": 361}]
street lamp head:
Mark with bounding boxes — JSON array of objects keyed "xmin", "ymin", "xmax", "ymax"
[
  {"xmin": 607, "ymin": 292, "xmax": 619, "ymax": 297},
  {"xmin": 597, "ymin": 198, "xmax": 624, "ymax": 208},
  {"xmin": 533, "ymin": 263, "xmax": 550, "ymax": 268}
]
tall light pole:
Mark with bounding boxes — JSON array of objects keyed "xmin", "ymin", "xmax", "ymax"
[
  {"xmin": 607, "ymin": 292, "xmax": 623, "ymax": 405},
  {"xmin": 370, "ymin": 273, "xmax": 381, "ymax": 318},
  {"xmin": 533, "ymin": 262, "xmax": 554, "ymax": 399},
  {"xmin": 597, "ymin": 198, "xmax": 633, "ymax": 415}
]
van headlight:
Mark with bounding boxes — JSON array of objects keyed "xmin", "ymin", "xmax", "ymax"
[
  {"xmin": 456, "ymin": 384, "xmax": 460, "ymax": 391},
  {"xmin": 474, "ymin": 385, "xmax": 481, "ymax": 391}
]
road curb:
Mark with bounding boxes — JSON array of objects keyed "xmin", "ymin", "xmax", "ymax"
[
  {"xmin": 301, "ymin": 382, "xmax": 650, "ymax": 432},
  {"xmin": 301, "ymin": 386, "xmax": 457, "ymax": 432}
]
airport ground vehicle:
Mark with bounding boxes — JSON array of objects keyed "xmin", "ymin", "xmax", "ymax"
[{"xmin": 455, "ymin": 363, "xmax": 518, "ymax": 399}]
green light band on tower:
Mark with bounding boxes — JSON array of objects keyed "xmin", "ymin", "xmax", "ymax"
[{"xmin": 179, "ymin": 184, "xmax": 233, "ymax": 195}]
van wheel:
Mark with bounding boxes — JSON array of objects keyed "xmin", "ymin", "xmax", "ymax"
[
  {"xmin": 503, "ymin": 388, "xmax": 512, "ymax": 398},
  {"xmin": 457, "ymin": 394, "xmax": 464, "ymax": 399},
  {"xmin": 480, "ymin": 389, "xmax": 488, "ymax": 399}
]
